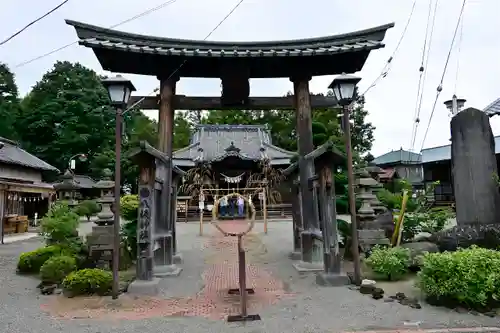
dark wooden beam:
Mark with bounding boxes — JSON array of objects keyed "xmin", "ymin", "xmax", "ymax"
[{"xmin": 128, "ymin": 95, "xmax": 337, "ymax": 110}]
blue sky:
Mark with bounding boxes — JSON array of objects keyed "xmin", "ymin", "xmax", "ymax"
[{"xmin": 1, "ymin": 0, "xmax": 499, "ymax": 156}]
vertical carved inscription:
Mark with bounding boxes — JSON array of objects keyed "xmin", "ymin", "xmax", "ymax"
[
  {"xmin": 138, "ymin": 186, "xmax": 152, "ymax": 258},
  {"xmin": 136, "ymin": 163, "xmax": 154, "ymax": 281}
]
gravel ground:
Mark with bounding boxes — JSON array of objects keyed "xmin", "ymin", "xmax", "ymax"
[{"xmin": 0, "ymin": 221, "xmax": 497, "ymax": 333}]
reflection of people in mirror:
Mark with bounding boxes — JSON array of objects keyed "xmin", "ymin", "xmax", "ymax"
[
  {"xmin": 219, "ymin": 196, "xmax": 228, "ymax": 216},
  {"xmin": 237, "ymin": 196, "xmax": 244, "ymax": 217}
]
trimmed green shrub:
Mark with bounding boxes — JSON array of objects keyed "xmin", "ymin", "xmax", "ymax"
[
  {"xmin": 62, "ymin": 268, "xmax": 113, "ymax": 296},
  {"xmin": 365, "ymin": 245, "xmax": 411, "ymax": 281},
  {"xmin": 120, "ymin": 195, "xmax": 139, "ymax": 260},
  {"xmin": 75, "ymin": 200, "xmax": 100, "ymax": 221},
  {"xmin": 120, "ymin": 194, "xmax": 139, "ymax": 222},
  {"xmin": 40, "ymin": 202, "xmax": 80, "ymax": 246},
  {"xmin": 417, "ymin": 246, "xmax": 500, "ymax": 310},
  {"xmin": 40, "ymin": 255, "xmax": 77, "ymax": 284},
  {"xmin": 17, "ymin": 245, "xmax": 63, "ymax": 274}
]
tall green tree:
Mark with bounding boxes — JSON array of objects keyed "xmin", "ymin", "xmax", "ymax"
[
  {"xmin": 88, "ymin": 108, "xmax": 160, "ymax": 191},
  {"xmin": 17, "ymin": 61, "xmax": 115, "ymax": 176},
  {"xmin": 350, "ymin": 101, "xmax": 375, "ymax": 155},
  {"xmin": 185, "ymin": 110, "xmax": 203, "ymax": 125},
  {"xmin": 89, "ymin": 109, "xmax": 192, "ymax": 191},
  {"xmin": 174, "ymin": 111, "xmax": 192, "ymax": 149},
  {"xmin": 0, "ymin": 63, "xmax": 21, "ymax": 140}
]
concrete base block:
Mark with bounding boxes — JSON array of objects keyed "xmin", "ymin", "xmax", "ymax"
[
  {"xmin": 292, "ymin": 260, "xmax": 323, "ymax": 273},
  {"xmin": 173, "ymin": 252, "xmax": 183, "ymax": 264},
  {"xmin": 127, "ymin": 278, "xmax": 160, "ymax": 296},
  {"xmin": 154, "ymin": 264, "xmax": 183, "ymax": 277},
  {"xmin": 288, "ymin": 251, "xmax": 302, "ymax": 261},
  {"xmin": 315, "ymin": 272, "xmax": 350, "ymax": 287}
]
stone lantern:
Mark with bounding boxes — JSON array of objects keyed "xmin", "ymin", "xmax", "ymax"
[
  {"xmin": 355, "ymin": 169, "xmax": 377, "ymax": 228},
  {"xmin": 94, "ymin": 169, "xmax": 115, "ymax": 226},
  {"xmin": 53, "ymin": 169, "xmax": 80, "ymax": 207}
]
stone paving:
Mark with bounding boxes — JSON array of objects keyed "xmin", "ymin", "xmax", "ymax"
[{"xmin": 0, "ymin": 221, "xmax": 498, "ymax": 333}]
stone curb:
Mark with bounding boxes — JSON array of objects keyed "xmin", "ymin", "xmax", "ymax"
[{"xmin": 343, "ymin": 328, "xmax": 500, "ymax": 333}]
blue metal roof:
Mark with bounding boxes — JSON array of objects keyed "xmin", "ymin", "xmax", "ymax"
[
  {"xmin": 421, "ymin": 135, "xmax": 500, "ymax": 163},
  {"xmin": 484, "ymin": 98, "xmax": 500, "ymax": 117},
  {"xmin": 373, "ymin": 148, "xmax": 421, "ymax": 166}
]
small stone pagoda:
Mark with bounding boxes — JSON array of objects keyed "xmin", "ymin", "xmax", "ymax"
[
  {"xmin": 356, "ymin": 168, "xmax": 391, "ymax": 252},
  {"xmin": 53, "ymin": 170, "xmax": 79, "ymax": 207}
]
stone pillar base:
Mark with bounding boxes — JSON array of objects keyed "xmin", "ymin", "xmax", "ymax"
[
  {"xmin": 315, "ymin": 272, "xmax": 350, "ymax": 287},
  {"xmin": 173, "ymin": 252, "xmax": 183, "ymax": 264},
  {"xmin": 288, "ymin": 251, "xmax": 302, "ymax": 260},
  {"xmin": 154, "ymin": 264, "xmax": 182, "ymax": 277},
  {"xmin": 128, "ymin": 278, "xmax": 161, "ymax": 296},
  {"xmin": 292, "ymin": 260, "xmax": 323, "ymax": 273}
]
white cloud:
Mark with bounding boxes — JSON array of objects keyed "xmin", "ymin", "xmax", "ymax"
[{"xmin": 1, "ymin": 0, "xmax": 499, "ymax": 156}]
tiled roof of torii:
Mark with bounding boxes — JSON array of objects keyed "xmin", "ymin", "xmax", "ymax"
[
  {"xmin": 173, "ymin": 124, "xmax": 294, "ymax": 167},
  {"xmin": 65, "ymin": 20, "xmax": 394, "ymax": 78}
]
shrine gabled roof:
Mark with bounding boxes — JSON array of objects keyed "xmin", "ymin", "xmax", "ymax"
[
  {"xmin": 65, "ymin": 20, "xmax": 394, "ymax": 78},
  {"xmin": 173, "ymin": 124, "xmax": 294, "ymax": 167},
  {"xmin": 0, "ymin": 137, "xmax": 58, "ymax": 172},
  {"xmin": 53, "ymin": 174, "xmax": 96, "ymax": 190}
]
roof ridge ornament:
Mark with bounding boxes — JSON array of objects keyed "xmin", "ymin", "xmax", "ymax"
[{"xmin": 225, "ymin": 141, "xmax": 241, "ymax": 153}]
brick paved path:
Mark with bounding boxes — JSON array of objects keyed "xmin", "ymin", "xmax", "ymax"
[{"xmin": 45, "ymin": 220, "xmax": 290, "ymax": 320}]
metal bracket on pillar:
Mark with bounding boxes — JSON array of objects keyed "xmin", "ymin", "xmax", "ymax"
[{"xmin": 308, "ymin": 175, "xmax": 318, "ymax": 190}]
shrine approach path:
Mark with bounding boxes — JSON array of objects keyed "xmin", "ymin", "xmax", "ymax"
[{"xmin": 0, "ymin": 221, "xmax": 498, "ymax": 333}]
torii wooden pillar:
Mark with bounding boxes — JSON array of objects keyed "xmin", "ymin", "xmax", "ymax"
[
  {"xmin": 291, "ymin": 75, "xmax": 323, "ymax": 271},
  {"xmin": 154, "ymin": 75, "xmax": 182, "ymax": 276}
]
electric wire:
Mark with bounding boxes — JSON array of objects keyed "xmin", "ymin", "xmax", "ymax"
[
  {"xmin": 454, "ymin": 11, "xmax": 465, "ymax": 94},
  {"xmin": 124, "ymin": 0, "xmax": 245, "ymax": 114},
  {"xmin": 358, "ymin": 0, "xmax": 417, "ymax": 98},
  {"xmin": 409, "ymin": 0, "xmax": 439, "ymax": 153},
  {"xmin": 419, "ymin": 0, "xmax": 467, "ymax": 152},
  {"xmin": 408, "ymin": 0, "xmax": 434, "ymax": 151},
  {"xmin": 14, "ymin": 0, "xmax": 178, "ymax": 68},
  {"xmin": 0, "ymin": 0, "xmax": 70, "ymax": 46}
]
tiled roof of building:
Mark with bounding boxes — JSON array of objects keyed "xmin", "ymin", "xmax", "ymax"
[
  {"xmin": 0, "ymin": 137, "xmax": 58, "ymax": 172},
  {"xmin": 373, "ymin": 148, "xmax": 422, "ymax": 166},
  {"xmin": 173, "ymin": 124, "xmax": 294, "ymax": 167}
]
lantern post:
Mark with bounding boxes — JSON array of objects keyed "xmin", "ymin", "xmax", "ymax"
[
  {"xmin": 329, "ymin": 73, "xmax": 362, "ymax": 285},
  {"xmin": 101, "ymin": 75, "xmax": 136, "ymax": 299}
]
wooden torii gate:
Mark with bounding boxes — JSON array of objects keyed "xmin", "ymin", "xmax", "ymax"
[{"xmin": 66, "ymin": 19, "xmax": 394, "ymax": 292}]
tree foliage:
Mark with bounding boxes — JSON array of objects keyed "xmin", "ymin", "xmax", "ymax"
[
  {"xmin": 16, "ymin": 61, "xmax": 116, "ymax": 177},
  {"xmin": 0, "ymin": 63, "xmax": 21, "ymax": 140}
]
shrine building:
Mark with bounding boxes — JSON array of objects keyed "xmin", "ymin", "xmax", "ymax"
[{"xmin": 173, "ymin": 124, "xmax": 295, "ymax": 217}]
